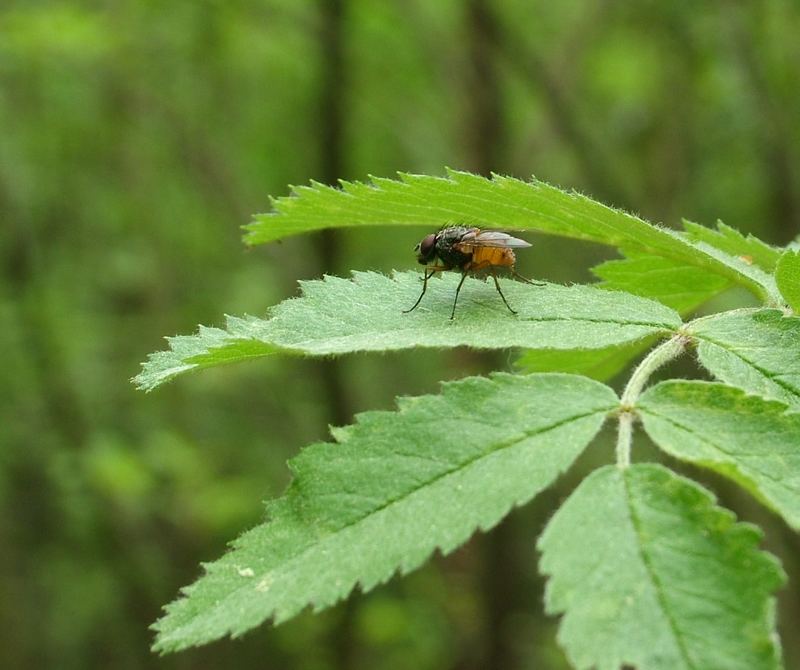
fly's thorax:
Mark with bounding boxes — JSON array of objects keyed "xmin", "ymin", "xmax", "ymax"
[{"xmin": 435, "ymin": 226, "xmax": 475, "ymax": 268}]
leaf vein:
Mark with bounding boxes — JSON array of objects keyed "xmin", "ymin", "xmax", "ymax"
[
  {"xmin": 640, "ymin": 409, "xmax": 799, "ymax": 495},
  {"xmin": 622, "ymin": 473, "xmax": 697, "ymax": 669},
  {"xmin": 693, "ymin": 335, "xmax": 800, "ymax": 402},
  {"xmin": 182, "ymin": 406, "xmax": 609, "ymax": 629}
]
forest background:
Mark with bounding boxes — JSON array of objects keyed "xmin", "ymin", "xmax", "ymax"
[{"xmin": 2, "ymin": 2, "xmax": 800, "ymax": 669}]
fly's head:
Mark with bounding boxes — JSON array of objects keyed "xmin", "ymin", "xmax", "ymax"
[{"xmin": 414, "ymin": 233, "xmax": 438, "ymax": 265}]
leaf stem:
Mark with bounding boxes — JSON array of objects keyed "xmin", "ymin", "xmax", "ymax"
[{"xmin": 616, "ymin": 334, "xmax": 688, "ymax": 468}]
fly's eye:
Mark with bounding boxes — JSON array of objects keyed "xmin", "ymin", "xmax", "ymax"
[{"xmin": 418, "ymin": 234, "xmax": 436, "ymax": 261}]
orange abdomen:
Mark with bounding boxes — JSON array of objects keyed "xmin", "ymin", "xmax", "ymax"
[{"xmin": 469, "ymin": 246, "xmax": 516, "ymax": 269}]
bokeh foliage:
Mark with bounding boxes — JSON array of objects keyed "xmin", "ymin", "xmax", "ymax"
[{"xmin": 2, "ymin": 1, "xmax": 800, "ymax": 669}]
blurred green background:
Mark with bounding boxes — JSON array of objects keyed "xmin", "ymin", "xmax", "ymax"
[{"xmin": 2, "ymin": 1, "xmax": 800, "ymax": 669}]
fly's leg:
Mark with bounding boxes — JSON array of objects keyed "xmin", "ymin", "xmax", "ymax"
[
  {"xmin": 511, "ymin": 268, "xmax": 545, "ymax": 286},
  {"xmin": 404, "ymin": 266, "xmax": 449, "ymax": 313},
  {"xmin": 490, "ymin": 269, "xmax": 517, "ymax": 314},
  {"xmin": 450, "ymin": 272, "xmax": 469, "ymax": 320},
  {"xmin": 403, "ymin": 269, "xmax": 433, "ymax": 313}
]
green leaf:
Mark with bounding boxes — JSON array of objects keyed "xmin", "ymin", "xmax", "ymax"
[
  {"xmin": 134, "ymin": 326, "xmax": 292, "ymax": 391},
  {"xmin": 592, "ymin": 249, "xmax": 731, "ymax": 313},
  {"xmin": 538, "ymin": 463, "xmax": 785, "ymax": 670},
  {"xmin": 152, "ymin": 373, "xmax": 618, "ymax": 652},
  {"xmin": 538, "ymin": 247, "xmax": 733, "ymax": 382},
  {"xmin": 521, "ymin": 250, "xmax": 731, "ymax": 382},
  {"xmin": 688, "ymin": 309, "xmax": 800, "ymax": 409},
  {"xmin": 639, "ymin": 380, "xmax": 800, "ymax": 530},
  {"xmin": 134, "ymin": 272, "xmax": 681, "ymax": 390},
  {"xmin": 683, "ymin": 220, "xmax": 782, "ymax": 273},
  {"xmin": 245, "ymin": 170, "xmax": 777, "ymax": 303},
  {"xmin": 776, "ymin": 250, "xmax": 800, "ymax": 313},
  {"xmin": 516, "ymin": 339, "xmax": 652, "ymax": 382},
  {"xmin": 681, "ymin": 238, "xmax": 779, "ymax": 304}
]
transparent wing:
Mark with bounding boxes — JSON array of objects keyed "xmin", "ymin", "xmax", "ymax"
[{"xmin": 458, "ymin": 230, "xmax": 532, "ymax": 248}]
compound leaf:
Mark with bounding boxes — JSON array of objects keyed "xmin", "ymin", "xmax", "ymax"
[
  {"xmin": 688, "ymin": 309, "xmax": 800, "ymax": 409},
  {"xmin": 639, "ymin": 380, "xmax": 800, "ymax": 530},
  {"xmin": 135, "ymin": 272, "xmax": 681, "ymax": 391},
  {"xmin": 246, "ymin": 171, "xmax": 776, "ymax": 303},
  {"xmin": 153, "ymin": 373, "xmax": 617, "ymax": 652},
  {"xmin": 776, "ymin": 250, "xmax": 800, "ymax": 313},
  {"xmin": 538, "ymin": 464, "xmax": 785, "ymax": 670}
]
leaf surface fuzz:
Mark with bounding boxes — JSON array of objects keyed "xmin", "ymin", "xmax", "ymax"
[{"xmin": 135, "ymin": 272, "xmax": 681, "ymax": 390}]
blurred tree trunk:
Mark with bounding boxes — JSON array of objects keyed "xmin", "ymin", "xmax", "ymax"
[
  {"xmin": 316, "ymin": 2, "xmax": 359, "ymax": 669},
  {"xmin": 462, "ymin": 3, "xmax": 523, "ymax": 670},
  {"xmin": 316, "ymin": 0, "xmax": 350, "ymax": 428},
  {"xmin": 465, "ymin": 0, "xmax": 504, "ymax": 173}
]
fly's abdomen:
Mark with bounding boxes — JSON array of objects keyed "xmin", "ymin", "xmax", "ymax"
[{"xmin": 470, "ymin": 246, "xmax": 516, "ymax": 269}]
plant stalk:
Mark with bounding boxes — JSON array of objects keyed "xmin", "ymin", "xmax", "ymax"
[{"xmin": 616, "ymin": 334, "xmax": 688, "ymax": 468}]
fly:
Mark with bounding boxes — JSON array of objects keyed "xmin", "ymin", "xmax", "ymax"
[{"xmin": 403, "ymin": 225, "xmax": 543, "ymax": 319}]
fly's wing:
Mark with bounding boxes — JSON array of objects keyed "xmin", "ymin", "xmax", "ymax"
[{"xmin": 456, "ymin": 230, "xmax": 532, "ymax": 249}]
